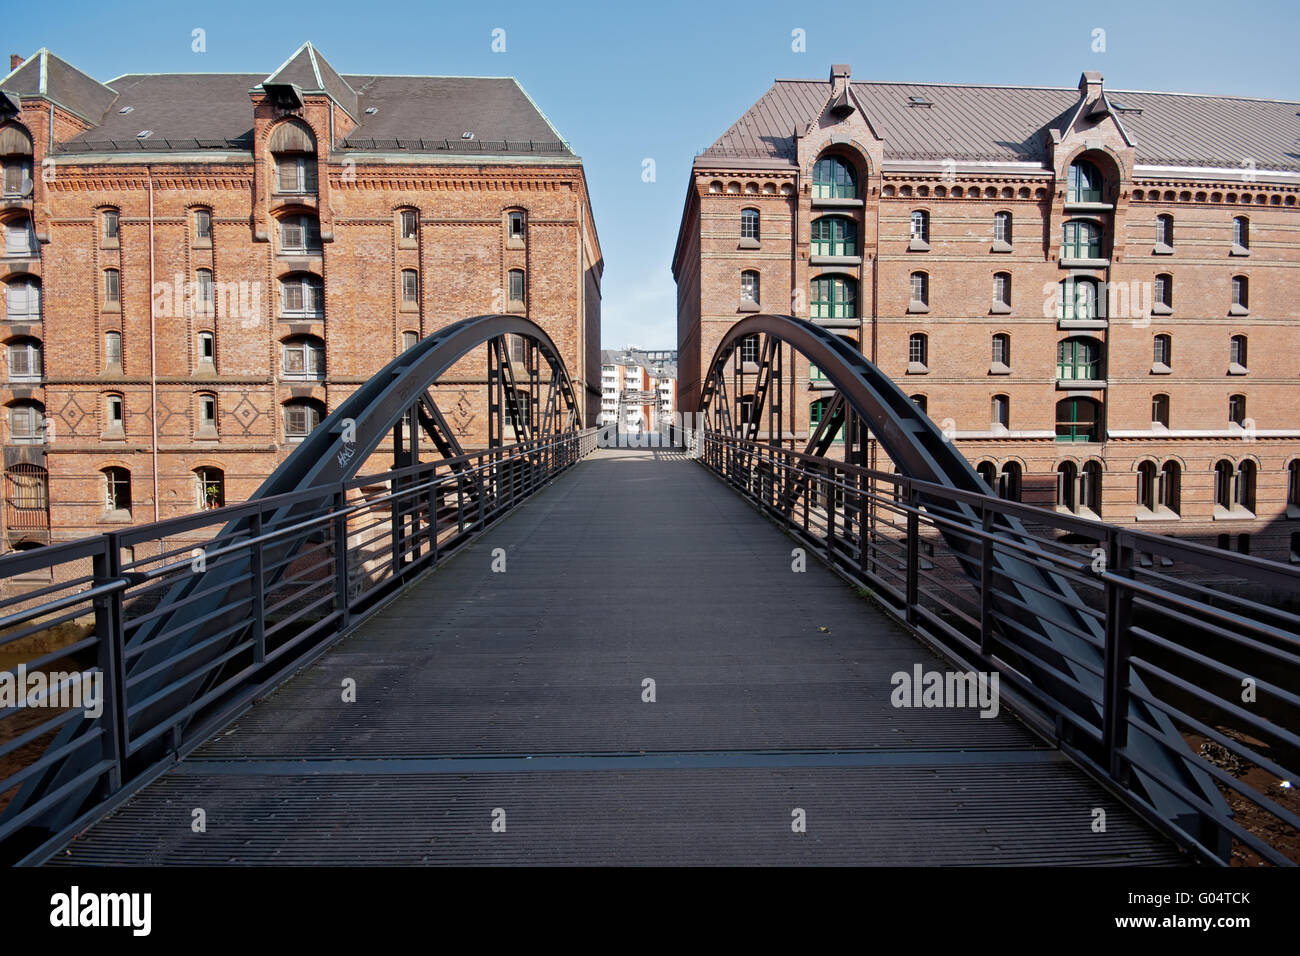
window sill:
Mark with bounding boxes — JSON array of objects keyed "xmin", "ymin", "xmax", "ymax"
[
  {"xmin": 988, "ymin": 363, "xmax": 1011, "ymax": 376},
  {"xmin": 1228, "ymin": 304, "xmax": 1250, "ymax": 316},
  {"xmin": 399, "ymin": 301, "xmax": 420, "ymax": 313},
  {"xmin": 990, "ymin": 240, "xmax": 1013, "ymax": 254},
  {"xmin": 102, "ymin": 303, "xmax": 121, "ymax": 313},
  {"xmin": 1057, "ymin": 505, "xmax": 1102, "ymax": 521},
  {"xmin": 1135, "ymin": 506, "xmax": 1180, "ymax": 522},
  {"xmin": 101, "ymin": 239, "xmax": 120, "ymax": 251},
  {"xmin": 906, "ymin": 301, "xmax": 930, "ymax": 314},
  {"xmin": 906, "ymin": 362, "xmax": 928, "ymax": 375},
  {"xmin": 99, "ymin": 510, "xmax": 133, "ymax": 524},
  {"xmin": 1228, "ymin": 363, "xmax": 1249, "ymax": 376},
  {"xmin": 907, "ymin": 238, "xmax": 931, "ymax": 252},
  {"xmin": 1150, "ymin": 363, "xmax": 1171, "ymax": 375},
  {"xmin": 808, "ymin": 254, "xmax": 861, "ymax": 266},
  {"xmin": 195, "ymin": 427, "xmax": 219, "ymax": 441},
  {"xmin": 1059, "ymin": 257, "xmax": 1110, "ymax": 269},
  {"xmin": 1230, "ymin": 245, "xmax": 1250, "ymax": 257},
  {"xmin": 1064, "ymin": 201, "xmax": 1113, "ymax": 213},
  {"xmin": 506, "ymin": 237, "xmax": 525, "ymax": 250},
  {"xmin": 279, "ymin": 314, "xmax": 325, "ymax": 322},
  {"xmin": 738, "ymin": 237, "xmax": 760, "ymax": 250},
  {"xmin": 989, "ymin": 302, "xmax": 1012, "ymax": 315},
  {"xmin": 507, "ymin": 299, "xmax": 526, "ymax": 313},
  {"xmin": 100, "ymin": 427, "xmax": 126, "ymax": 441},
  {"xmin": 1058, "ymin": 319, "xmax": 1107, "ymax": 330},
  {"xmin": 1212, "ymin": 506, "xmax": 1255, "ymax": 521},
  {"xmin": 811, "ymin": 197, "xmax": 863, "ymax": 208},
  {"xmin": 737, "ymin": 300, "xmax": 761, "ymax": 313},
  {"xmin": 1056, "ymin": 379, "xmax": 1107, "ymax": 390},
  {"xmin": 1150, "ymin": 303, "xmax": 1173, "ymax": 316},
  {"xmin": 1152, "ymin": 243, "xmax": 1173, "ymax": 256},
  {"xmin": 193, "ymin": 239, "xmax": 212, "ymax": 250}
]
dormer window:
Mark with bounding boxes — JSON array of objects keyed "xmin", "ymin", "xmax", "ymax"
[{"xmin": 269, "ymin": 120, "xmax": 318, "ymax": 195}]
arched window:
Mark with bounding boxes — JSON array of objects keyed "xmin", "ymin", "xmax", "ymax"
[
  {"xmin": 1057, "ymin": 337, "xmax": 1103, "ymax": 381},
  {"xmin": 1056, "ymin": 461, "xmax": 1078, "ymax": 511},
  {"xmin": 1062, "ymin": 219, "xmax": 1103, "ymax": 259},
  {"xmin": 1159, "ymin": 461, "xmax": 1181, "ymax": 515},
  {"xmin": 1214, "ymin": 459, "xmax": 1256, "ymax": 514},
  {"xmin": 993, "ymin": 272, "xmax": 1011, "ymax": 309},
  {"xmin": 810, "ymin": 216, "xmax": 856, "ymax": 256},
  {"xmin": 740, "ymin": 208, "xmax": 760, "ymax": 241},
  {"xmin": 998, "ymin": 462, "xmax": 1022, "ymax": 501},
  {"xmin": 280, "ymin": 274, "xmax": 323, "ymax": 317},
  {"xmin": 400, "ymin": 208, "xmax": 420, "ymax": 242},
  {"xmin": 1056, "ymin": 397, "xmax": 1100, "ymax": 442},
  {"xmin": 1153, "ymin": 333, "xmax": 1172, "ymax": 370},
  {"xmin": 910, "ymin": 394, "xmax": 928, "ymax": 413},
  {"xmin": 401, "ymin": 268, "xmax": 419, "ymax": 306},
  {"xmin": 1229, "ymin": 393, "xmax": 1247, "ymax": 426},
  {"xmin": 195, "ymin": 269, "xmax": 215, "ymax": 312},
  {"xmin": 508, "ymin": 269, "xmax": 526, "ymax": 308},
  {"xmin": 993, "ymin": 211, "xmax": 1012, "ymax": 245},
  {"xmin": 1232, "ymin": 216, "xmax": 1249, "ymax": 251},
  {"xmin": 269, "ymin": 120, "xmax": 318, "ymax": 194},
  {"xmin": 812, "ymin": 155, "xmax": 857, "ymax": 199},
  {"xmin": 104, "ymin": 330, "xmax": 122, "ymax": 369},
  {"xmin": 5, "ymin": 276, "xmax": 40, "ymax": 321},
  {"xmin": 909, "ymin": 210, "xmax": 930, "ymax": 244},
  {"xmin": 740, "ymin": 270, "xmax": 760, "ymax": 305},
  {"xmin": 992, "ymin": 394, "xmax": 1009, "ymax": 429},
  {"xmin": 193, "ymin": 208, "xmax": 212, "ymax": 242},
  {"xmin": 1060, "ymin": 277, "xmax": 1100, "ymax": 320},
  {"xmin": 102, "ymin": 466, "xmax": 131, "ymax": 513},
  {"xmin": 103, "ymin": 268, "xmax": 121, "ymax": 305},
  {"xmin": 1229, "ymin": 334, "xmax": 1248, "ymax": 371},
  {"xmin": 104, "ymin": 392, "xmax": 124, "ymax": 431},
  {"xmin": 1154, "ymin": 273, "xmax": 1172, "ymax": 310},
  {"xmin": 7, "ymin": 337, "xmax": 41, "ymax": 382},
  {"xmin": 810, "ymin": 275, "xmax": 856, "ymax": 319},
  {"xmin": 197, "ymin": 392, "xmax": 217, "ymax": 433},
  {"xmin": 3, "ymin": 214, "xmax": 36, "ymax": 257},
  {"xmin": 809, "ymin": 397, "xmax": 842, "ymax": 444},
  {"xmin": 908, "ymin": 332, "xmax": 928, "ymax": 370},
  {"xmin": 283, "ymin": 399, "xmax": 325, "ymax": 442},
  {"xmin": 8, "ymin": 400, "xmax": 44, "ymax": 444},
  {"xmin": 909, "ymin": 271, "xmax": 929, "ymax": 308},
  {"xmin": 1066, "ymin": 159, "xmax": 1103, "ymax": 203},
  {"xmin": 278, "ymin": 214, "xmax": 321, "ymax": 254},
  {"xmin": 102, "ymin": 208, "xmax": 120, "ymax": 244},
  {"xmin": 1151, "ymin": 393, "xmax": 1170, "ymax": 428},
  {"xmin": 991, "ymin": 332, "xmax": 1011, "ymax": 369},
  {"xmin": 1155, "ymin": 214, "xmax": 1173, "ymax": 249},
  {"xmin": 282, "ymin": 335, "xmax": 325, "ymax": 379},
  {"xmin": 402, "ymin": 330, "xmax": 419, "ymax": 352},
  {"xmin": 1137, "ymin": 460, "xmax": 1157, "ymax": 511},
  {"xmin": 195, "ymin": 467, "xmax": 225, "ymax": 510},
  {"xmin": 505, "ymin": 210, "xmax": 525, "ymax": 243},
  {"xmin": 0, "ymin": 123, "xmax": 34, "ymax": 198},
  {"xmin": 197, "ymin": 330, "xmax": 215, "ymax": 366},
  {"xmin": 1080, "ymin": 461, "xmax": 1102, "ymax": 515},
  {"xmin": 977, "ymin": 461, "xmax": 997, "ymax": 491},
  {"xmin": 1231, "ymin": 275, "xmax": 1249, "ymax": 310}
]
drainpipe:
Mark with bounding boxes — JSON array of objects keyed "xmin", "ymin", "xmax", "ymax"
[{"xmin": 147, "ymin": 167, "xmax": 160, "ymax": 523}]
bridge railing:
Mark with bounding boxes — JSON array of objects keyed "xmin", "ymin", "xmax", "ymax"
[
  {"xmin": 0, "ymin": 428, "xmax": 597, "ymax": 865},
  {"xmin": 702, "ymin": 431, "xmax": 1300, "ymax": 866}
]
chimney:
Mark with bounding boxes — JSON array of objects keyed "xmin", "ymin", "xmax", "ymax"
[
  {"xmin": 830, "ymin": 64, "xmax": 851, "ymax": 98},
  {"xmin": 9, "ymin": 54, "xmax": 23, "ymax": 71},
  {"xmin": 1078, "ymin": 70, "xmax": 1104, "ymax": 103}
]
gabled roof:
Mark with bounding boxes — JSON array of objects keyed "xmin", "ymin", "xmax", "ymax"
[
  {"xmin": 259, "ymin": 41, "xmax": 359, "ymax": 120},
  {"xmin": 703, "ymin": 76, "xmax": 1300, "ymax": 172},
  {"xmin": 0, "ymin": 48, "xmax": 117, "ymax": 123}
]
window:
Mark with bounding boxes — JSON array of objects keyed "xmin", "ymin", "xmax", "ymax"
[
  {"xmin": 196, "ymin": 269, "xmax": 214, "ymax": 311},
  {"xmin": 1289, "ymin": 459, "xmax": 1300, "ymax": 510},
  {"xmin": 104, "ymin": 268, "xmax": 120, "ymax": 305},
  {"xmin": 1060, "ymin": 277, "xmax": 1099, "ymax": 321},
  {"xmin": 809, "ymin": 363, "xmax": 827, "ymax": 382},
  {"xmin": 282, "ymin": 336, "xmax": 324, "ymax": 379},
  {"xmin": 5, "ymin": 277, "xmax": 40, "ymax": 320},
  {"xmin": 977, "ymin": 461, "xmax": 997, "ymax": 491},
  {"xmin": 188, "ymin": 209, "xmax": 210, "ymax": 244},
  {"xmin": 1151, "ymin": 393, "xmax": 1170, "ymax": 428},
  {"xmin": 740, "ymin": 270, "xmax": 759, "ymax": 304},
  {"xmin": 994, "ymin": 211, "xmax": 1012, "ymax": 245},
  {"xmin": 992, "ymin": 394, "xmax": 1009, "ymax": 429},
  {"xmin": 1137, "ymin": 461, "xmax": 1157, "ymax": 511},
  {"xmin": 1215, "ymin": 459, "xmax": 1256, "ymax": 514},
  {"xmin": 1231, "ymin": 275, "xmax": 1248, "ymax": 310},
  {"xmin": 910, "ymin": 210, "xmax": 930, "ymax": 243},
  {"xmin": 1233, "ymin": 216, "xmax": 1249, "ymax": 251},
  {"xmin": 1237, "ymin": 534, "xmax": 1251, "ymax": 556},
  {"xmin": 284, "ymin": 400, "xmax": 324, "ymax": 442},
  {"xmin": 740, "ymin": 208, "xmax": 760, "ymax": 241},
  {"xmin": 105, "ymin": 393, "xmax": 124, "ymax": 429},
  {"xmin": 908, "ymin": 332, "xmax": 928, "ymax": 369},
  {"xmin": 195, "ymin": 467, "xmax": 224, "ymax": 510},
  {"xmin": 197, "ymin": 393, "xmax": 217, "ymax": 432},
  {"xmin": 993, "ymin": 272, "xmax": 1011, "ymax": 310},
  {"xmin": 992, "ymin": 333, "xmax": 1011, "ymax": 369},
  {"xmin": 401, "ymin": 209, "xmax": 419, "ymax": 241},
  {"xmin": 506, "ymin": 211, "xmax": 525, "ymax": 241},
  {"xmin": 1229, "ymin": 394, "xmax": 1246, "ymax": 427},
  {"xmin": 739, "ymin": 334, "xmax": 760, "ymax": 364},
  {"xmin": 738, "ymin": 394, "xmax": 757, "ymax": 425},
  {"xmin": 504, "ymin": 390, "xmax": 532, "ymax": 431},
  {"xmin": 1056, "ymin": 462, "xmax": 1078, "ymax": 511},
  {"xmin": 910, "ymin": 394, "xmax": 928, "ymax": 414},
  {"xmin": 7, "ymin": 338, "xmax": 41, "ymax": 382},
  {"xmin": 402, "ymin": 331, "xmax": 419, "ymax": 351},
  {"xmin": 6, "ymin": 464, "xmax": 49, "ymax": 524},
  {"xmin": 810, "ymin": 275, "xmax": 856, "ymax": 319},
  {"xmin": 275, "ymin": 154, "xmax": 318, "ymax": 194},
  {"xmin": 198, "ymin": 330, "xmax": 215, "ymax": 365},
  {"xmin": 809, "ymin": 398, "xmax": 842, "ymax": 443},
  {"xmin": 279, "ymin": 215, "xmax": 322, "ymax": 254},
  {"xmin": 812, "ymin": 156, "xmax": 857, "ymax": 199},
  {"xmin": 103, "ymin": 209, "xmax": 120, "ymax": 242},
  {"xmin": 1062, "ymin": 219, "xmax": 1103, "ymax": 260},
  {"xmin": 998, "ymin": 462, "xmax": 1022, "ymax": 501},
  {"xmin": 1057, "ymin": 337, "xmax": 1102, "ymax": 381},
  {"xmin": 401, "ymin": 269, "xmax": 420, "ymax": 305},
  {"xmin": 909, "ymin": 272, "xmax": 928, "ymax": 308},
  {"xmin": 810, "ymin": 216, "xmax": 856, "ymax": 256},
  {"xmin": 1229, "ymin": 334, "xmax": 1248, "ymax": 371},
  {"xmin": 280, "ymin": 275, "xmax": 323, "ymax": 317},
  {"xmin": 1159, "ymin": 461, "xmax": 1181, "ymax": 514},
  {"xmin": 1153, "ymin": 334, "xmax": 1171, "ymax": 370},
  {"xmin": 8, "ymin": 401, "xmax": 44, "ymax": 443},
  {"xmin": 104, "ymin": 330, "xmax": 122, "ymax": 368},
  {"xmin": 1066, "ymin": 159, "xmax": 1103, "ymax": 203},
  {"xmin": 508, "ymin": 269, "xmax": 526, "ymax": 307},
  {"xmin": 1155, "ymin": 214, "xmax": 1173, "ymax": 249},
  {"xmin": 1080, "ymin": 461, "xmax": 1102, "ymax": 515},
  {"xmin": 1154, "ymin": 274, "xmax": 1172, "ymax": 310},
  {"xmin": 4, "ymin": 217, "xmax": 36, "ymax": 256},
  {"xmin": 1056, "ymin": 397, "xmax": 1100, "ymax": 442},
  {"xmin": 103, "ymin": 467, "xmax": 131, "ymax": 513},
  {"xmin": 1, "ymin": 158, "xmax": 32, "ymax": 198}
]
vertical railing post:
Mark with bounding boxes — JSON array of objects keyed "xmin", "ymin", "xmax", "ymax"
[
  {"xmin": 979, "ymin": 504, "xmax": 995, "ymax": 656},
  {"xmin": 905, "ymin": 484, "xmax": 919, "ymax": 626},
  {"xmin": 249, "ymin": 510, "xmax": 266, "ymax": 665},
  {"xmin": 92, "ymin": 533, "xmax": 128, "ymax": 795},
  {"xmin": 333, "ymin": 487, "xmax": 351, "ymax": 630},
  {"xmin": 1102, "ymin": 527, "xmax": 1135, "ymax": 782}
]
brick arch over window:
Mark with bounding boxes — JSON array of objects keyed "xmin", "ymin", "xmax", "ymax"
[{"xmin": 1059, "ymin": 146, "xmax": 1128, "ymax": 198}]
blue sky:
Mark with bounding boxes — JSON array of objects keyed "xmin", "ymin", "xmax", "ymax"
[{"xmin": 9, "ymin": 0, "xmax": 1299, "ymax": 349}]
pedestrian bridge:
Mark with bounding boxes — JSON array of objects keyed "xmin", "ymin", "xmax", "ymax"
[{"xmin": 1, "ymin": 314, "xmax": 1295, "ymax": 866}]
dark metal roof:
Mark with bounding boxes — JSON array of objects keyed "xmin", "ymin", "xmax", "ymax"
[
  {"xmin": 0, "ymin": 49, "xmax": 117, "ymax": 123},
  {"xmin": 703, "ymin": 77, "xmax": 1300, "ymax": 172}
]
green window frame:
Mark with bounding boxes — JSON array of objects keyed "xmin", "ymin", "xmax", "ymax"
[
  {"xmin": 810, "ymin": 275, "xmax": 856, "ymax": 319},
  {"xmin": 1060, "ymin": 277, "xmax": 1100, "ymax": 320},
  {"xmin": 1055, "ymin": 398, "xmax": 1100, "ymax": 443},
  {"xmin": 809, "ymin": 397, "xmax": 843, "ymax": 443},
  {"xmin": 1067, "ymin": 160, "xmax": 1103, "ymax": 203},
  {"xmin": 1062, "ymin": 220, "xmax": 1102, "ymax": 259},
  {"xmin": 812, "ymin": 156, "xmax": 857, "ymax": 199},
  {"xmin": 809, "ymin": 363, "xmax": 827, "ymax": 381},
  {"xmin": 810, "ymin": 216, "xmax": 857, "ymax": 256},
  {"xmin": 1057, "ymin": 337, "xmax": 1102, "ymax": 380}
]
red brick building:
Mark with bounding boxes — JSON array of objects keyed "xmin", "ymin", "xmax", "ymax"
[
  {"xmin": 674, "ymin": 65, "xmax": 1300, "ymax": 563},
  {"xmin": 0, "ymin": 44, "xmax": 602, "ymax": 548}
]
